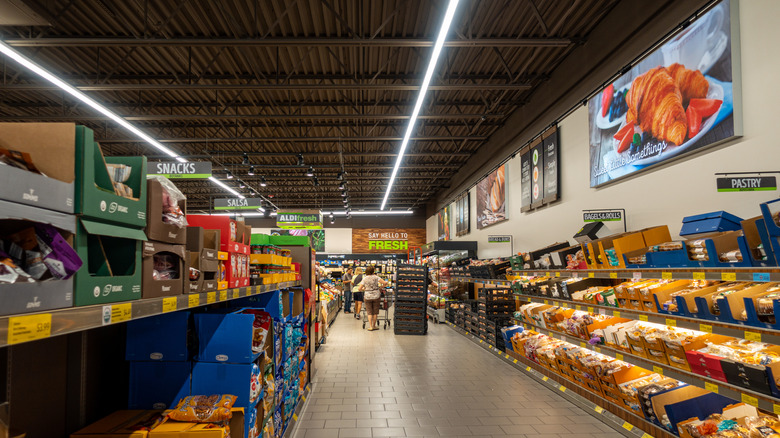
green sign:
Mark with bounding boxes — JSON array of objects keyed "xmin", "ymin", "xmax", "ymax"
[
  {"xmin": 368, "ymin": 240, "xmax": 408, "ymax": 250},
  {"xmin": 214, "ymin": 197, "xmax": 263, "ymax": 210},
  {"xmin": 583, "ymin": 211, "xmax": 622, "ymax": 222},
  {"xmin": 717, "ymin": 176, "xmax": 776, "ymax": 192},
  {"xmin": 488, "ymin": 235, "xmax": 511, "ymax": 243},
  {"xmin": 147, "ymin": 161, "xmax": 212, "ymax": 178},
  {"xmin": 276, "ymin": 210, "xmax": 322, "ymax": 229}
]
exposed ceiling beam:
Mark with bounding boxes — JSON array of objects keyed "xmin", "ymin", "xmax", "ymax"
[
  {"xmin": 0, "ymin": 113, "xmax": 502, "ymax": 121},
  {"xmin": 198, "ymin": 152, "xmax": 470, "ymax": 158},
  {"xmin": 47, "ymin": 73, "xmax": 544, "ymax": 82},
  {"xmin": 97, "ymin": 136, "xmax": 486, "ymax": 143},
  {"xmin": 0, "ymin": 99, "xmax": 522, "ymax": 109},
  {"xmin": 2, "ymin": 37, "xmax": 572, "ymax": 48},
  {"xmin": 0, "ymin": 83, "xmax": 532, "ymax": 92}
]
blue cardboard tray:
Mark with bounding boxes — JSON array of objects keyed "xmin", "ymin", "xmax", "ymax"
[
  {"xmin": 195, "ymin": 310, "xmax": 264, "ymax": 363},
  {"xmin": 191, "ymin": 360, "xmax": 263, "ymax": 408},
  {"xmin": 680, "ymin": 211, "xmax": 743, "ymax": 236},
  {"xmin": 128, "ymin": 360, "xmax": 190, "ymax": 409},
  {"xmin": 126, "ymin": 311, "xmax": 190, "ymax": 361}
]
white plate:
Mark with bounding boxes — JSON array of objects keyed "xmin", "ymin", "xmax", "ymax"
[
  {"xmin": 611, "ymin": 80, "xmax": 724, "ymax": 166},
  {"xmin": 595, "ymin": 85, "xmax": 630, "ymax": 130}
]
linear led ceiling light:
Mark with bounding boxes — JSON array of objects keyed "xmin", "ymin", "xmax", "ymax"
[
  {"xmin": 0, "ymin": 40, "xmax": 246, "ymax": 199},
  {"xmin": 380, "ymin": 0, "xmax": 460, "ymax": 210},
  {"xmin": 213, "ymin": 210, "xmax": 415, "ymax": 218}
]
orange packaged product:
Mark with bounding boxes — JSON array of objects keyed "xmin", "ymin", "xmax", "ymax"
[{"xmin": 167, "ymin": 394, "xmax": 237, "ymax": 423}]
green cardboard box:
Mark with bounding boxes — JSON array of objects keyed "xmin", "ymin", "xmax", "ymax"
[
  {"xmin": 75, "ymin": 126, "xmax": 147, "ymax": 228},
  {"xmin": 250, "ymin": 234, "xmax": 271, "ymax": 245},
  {"xmin": 73, "ymin": 218, "xmax": 146, "ymax": 306},
  {"xmin": 269, "ymin": 235, "xmax": 309, "ymax": 246}
]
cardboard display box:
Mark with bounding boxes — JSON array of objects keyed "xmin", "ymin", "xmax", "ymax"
[
  {"xmin": 141, "ymin": 240, "xmax": 185, "ymax": 299},
  {"xmin": 680, "ymin": 211, "xmax": 743, "ymax": 236},
  {"xmin": 186, "ymin": 215, "xmax": 240, "ymax": 251},
  {"xmin": 185, "ymin": 227, "xmax": 220, "ymax": 271},
  {"xmin": 150, "ymin": 408, "xmax": 244, "ymax": 438},
  {"xmin": 184, "ymin": 251, "xmax": 204, "ymax": 294},
  {"xmin": 72, "ymin": 217, "xmax": 145, "ymax": 306},
  {"xmin": 70, "ymin": 410, "xmax": 163, "ymax": 438},
  {"xmin": 194, "ymin": 310, "xmax": 265, "ymax": 363},
  {"xmin": 126, "ymin": 312, "xmax": 190, "ymax": 362},
  {"xmin": 75, "ymin": 126, "xmax": 147, "ymax": 228},
  {"xmin": 191, "ymin": 359, "xmax": 263, "ymax": 408},
  {"xmin": 128, "ymin": 361, "xmax": 191, "ymax": 410},
  {"xmin": 145, "ymin": 179, "xmax": 186, "ymax": 244},
  {"xmin": 0, "ymin": 200, "xmax": 77, "ymax": 315},
  {"xmin": 0, "ymin": 123, "xmax": 76, "ymax": 213}
]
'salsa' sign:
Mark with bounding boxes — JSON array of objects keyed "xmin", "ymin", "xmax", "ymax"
[
  {"xmin": 214, "ymin": 197, "xmax": 263, "ymax": 210},
  {"xmin": 147, "ymin": 161, "xmax": 212, "ymax": 178}
]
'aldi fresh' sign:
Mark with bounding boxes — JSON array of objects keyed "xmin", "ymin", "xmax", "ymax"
[
  {"xmin": 214, "ymin": 198, "xmax": 263, "ymax": 210},
  {"xmin": 276, "ymin": 210, "xmax": 322, "ymax": 229},
  {"xmin": 147, "ymin": 161, "xmax": 212, "ymax": 178}
]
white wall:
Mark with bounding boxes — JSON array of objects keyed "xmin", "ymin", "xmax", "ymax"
[
  {"xmin": 250, "ymin": 227, "xmax": 353, "ymax": 254},
  {"xmin": 429, "ymin": 0, "xmax": 780, "ymax": 259}
]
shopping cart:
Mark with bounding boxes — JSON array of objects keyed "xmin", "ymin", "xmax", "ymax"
[{"xmin": 362, "ymin": 287, "xmax": 393, "ymax": 330}]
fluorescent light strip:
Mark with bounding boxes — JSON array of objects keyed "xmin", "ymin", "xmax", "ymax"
[
  {"xmin": 208, "ymin": 176, "xmax": 245, "ymax": 199},
  {"xmin": 212, "ymin": 210, "xmax": 414, "ymax": 217},
  {"xmin": 380, "ymin": 0, "xmax": 460, "ymax": 210}
]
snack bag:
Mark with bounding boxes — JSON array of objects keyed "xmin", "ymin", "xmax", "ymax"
[{"xmin": 168, "ymin": 394, "xmax": 236, "ymax": 423}]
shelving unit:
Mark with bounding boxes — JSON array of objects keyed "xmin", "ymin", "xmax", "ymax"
[{"xmin": 1, "ymin": 281, "xmax": 301, "ymax": 348}]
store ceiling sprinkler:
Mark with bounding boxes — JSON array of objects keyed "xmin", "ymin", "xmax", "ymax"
[
  {"xmin": 380, "ymin": 0, "xmax": 460, "ymax": 210},
  {"xmin": 247, "ymin": 165, "xmax": 255, "ymax": 176},
  {"xmin": 305, "ymin": 166, "xmax": 315, "ymax": 177},
  {"xmin": 297, "ymin": 154, "xmax": 305, "ymax": 166},
  {"xmin": 259, "ymin": 176, "xmax": 267, "ymax": 187}
]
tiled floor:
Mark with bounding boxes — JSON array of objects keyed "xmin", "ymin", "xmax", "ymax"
[{"xmin": 293, "ymin": 311, "xmax": 626, "ymax": 438}]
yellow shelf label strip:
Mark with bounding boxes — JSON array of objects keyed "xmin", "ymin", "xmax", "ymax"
[{"xmin": 7, "ymin": 313, "xmax": 52, "ymax": 345}]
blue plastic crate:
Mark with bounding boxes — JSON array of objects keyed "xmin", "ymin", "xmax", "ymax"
[
  {"xmin": 128, "ymin": 360, "xmax": 190, "ymax": 409},
  {"xmin": 126, "ymin": 311, "xmax": 189, "ymax": 361},
  {"xmin": 680, "ymin": 211, "xmax": 743, "ymax": 236},
  {"xmin": 500, "ymin": 325, "xmax": 523, "ymax": 352}
]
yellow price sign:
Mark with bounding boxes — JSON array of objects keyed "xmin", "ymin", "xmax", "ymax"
[
  {"xmin": 555, "ymin": 272, "xmax": 560, "ymax": 277},
  {"xmin": 7, "ymin": 313, "xmax": 52, "ymax": 345},
  {"xmin": 610, "ymin": 272, "xmax": 618, "ymax": 279},
  {"xmin": 692, "ymin": 272, "xmax": 706, "ymax": 280},
  {"xmin": 588, "ymin": 272, "xmax": 595, "ymax": 278},
  {"xmin": 613, "ymin": 310, "xmax": 621, "ymax": 318},
  {"xmin": 111, "ymin": 303, "xmax": 132, "ymax": 323},
  {"xmin": 662, "ymin": 272, "xmax": 673, "ymax": 280},
  {"xmin": 773, "ymin": 404, "xmax": 780, "ymax": 415},
  {"xmin": 188, "ymin": 294, "xmax": 200, "ymax": 308},
  {"xmin": 162, "ymin": 297, "xmax": 177, "ymax": 313},
  {"xmin": 595, "ymin": 346, "xmax": 602, "ymax": 353},
  {"xmin": 594, "ymin": 406, "xmax": 604, "ymax": 414},
  {"xmin": 559, "ymin": 386, "xmax": 566, "ymax": 392},
  {"xmin": 575, "ymin": 305, "xmax": 582, "ymax": 310},
  {"xmin": 587, "ymin": 307, "xmax": 594, "ymax": 313},
  {"xmin": 653, "ymin": 366, "xmax": 664, "ymax": 376},
  {"xmin": 665, "ymin": 318, "xmax": 677, "ymax": 327},
  {"xmin": 580, "ymin": 342, "xmax": 587, "ymax": 348},
  {"xmin": 639, "ymin": 314, "xmax": 649, "ymax": 322},
  {"xmin": 542, "ymin": 376, "xmax": 549, "ymax": 381},
  {"xmin": 206, "ymin": 292, "xmax": 216, "ymax": 304},
  {"xmin": 745, "ymin": 331, "xmax": 762, "ymax": 342},
  {"xmin": 700, "ymin": 324, "xmax": 713, "ymax": 333},
  {"xmin": 526, "ymin": 366, "xmax": 531, "ymax": 372},
  {"xmin": 641, "ymin": 434, "xmax": 654, "ymax": 438},
  {"xmin": 741, "ymin": 393, "xmax": 759, "ymax": 407},
  {"xmin": 292, "ymin": 413, "xmax": 298, "ymax": 422},
  {"xmin": 622, "ymin": 422, "xmax": 634, "ymax": 431},
  {"xmin": 544, "ymin": 300, "xmax": 550, "ymax": 305},
  {"xmin": 705, "ymin": 382, "xmax": 719, "ymax": 393},
  {"xmin": 513, "ymin": 359, "xmax": 518, "ymax": 364},
  {"xmin": 302, "ymin": 395, "xmax": 306, "ymax": 402},
  {"xmin": 505, "ymin": 355, "xmax": 510, "ymax": 359},
  {"xmin": 232, "ymin": 289, "xmax": 240, "ymax": 299},
  {"xmin": 479, "ymin": 340, "xmax": 483, "ymax": 343},
  {"xmin": 219, "ymin": 290, "xmax": 228, "ymax": 301},
  {"xmin": 722, "ymin": 272, "xmax": 737, "ymax": 281},
  {"xmin": 546, "ymin": 272, "xmax": 550, "ymax": 277},
  {"xmin": 616, "ymin": 353, "xmax": 624, "ymax": 361}
]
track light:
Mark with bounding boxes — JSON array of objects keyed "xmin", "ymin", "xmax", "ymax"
[
  {"xmin": 305, "ymin": 166, "xmax": 315, "ymax": 177},
  {"xmin": 338, "ymin": 182, "xmax": 345, "ymax": 190},
  {"xmin": 226, "ymin": 171, "xmax": 234, "ymax": 179},
  {"xmin": 330, "ymin": 216, "xmax": 335, "ymax": 224},
  {"xmin": 260, "ymin": 176, "xmax": 267, "ymax": 187},
  {"xmin": 239, "ymin": 181, "xmax": 246, "ymax": 189},
  {"xmin": 341, "ymin": 190, "xmax": 347, "ymax": 197},
  {"xmin": 337, "ymin": 171, "xmax": 344, "ymax": 181},
  {"xmin": 247, "ymin": 165, "xmax": 255, "ymax": 176},
  {"xmin": 242, "ymin": 153, "xmax": 250, "ymax": 165},
  {"xmin": 313, "ymin": 177, "xmax": 320, "ymax": 187},
  {"xmin": 297, "ymin": 154, "xmax": 305, "ymax": 166}
]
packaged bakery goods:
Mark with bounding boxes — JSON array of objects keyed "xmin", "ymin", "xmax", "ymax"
[
  {"xmin": 148, "ymin": 175, "xmax": 188, "ymax": 228},
  {"xmin": 168, "ymin": 394, "xmax": 237, "ymax": 423}
]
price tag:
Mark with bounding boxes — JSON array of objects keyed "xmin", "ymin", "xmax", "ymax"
[
  {"xmin": 553, "ymin": 301, "xmax": 559, "ymax": 307},
  {"xmin": 622, "ymin": 422, "xmax": 634, "ymax": 431},
  {"xmin": 188, "ymin": 294, "xmax": 200, "ymax": 308},
  {"xmin": 616, "ymin": 353, "xmax": 624, "ymax": 361},
  {"xmin": 754, "ymin": 272, "xmax": 771, "ymax": 282},
  {"xmin": 7, "ymin": 313, "xmax": 52, "ymax": 345},
  {"xmin": 662, "ymin": 272, "xmax": 673, "ymax": 280},
  {"xmin": 587, "ymin": 307, "xmax": 594, "ymax": 313},
  {"xmin": 705, "ymin": 382, "xmax": 719, "ymax": 393},
  {"xmin": 232, "ymin": 289, "xmax": 240, "ymax": 299},
  {"xmin": 722, "ymin": 272, "xmax": 737, "ymax": 281},
  {"xmin": 581, "ymin": 342, "xmax": 587, "ymax": 348},
  {"xmin": 588, "ymin": 272, "xmax": 595, "ymax": 278},
  {"xmin": 642, "ymin": 434, "xmax": 654, "ymax": 438},
  {"xmin": 513, "ymin": 359, "xmax": 518, "ymax": 363},
  {"xmin": 639, "ymin": 314, "xmax": 649, "ymax": 322},
  {"xmin": 542, "ymin": 376, "xmax": 549, "ymax": 381},
  {"xmin": 613, "ymin": 310, "xmax": 621, "ymax": 318},
  {"xmin": 572, "ymin": 272, "xmax": 579, "ymax": 278},
  {"xmin": 610, "ymin": 272, "xmax": 618, "ymax": 279},
  {"xmin": 544, "ymin": 300, "xmax": 549, "ymax": 305},
  {"xmin": 665, "ymin": 318, "xmax": 677, "ymax": 327},
  {"xmin": 555, "ymin": 272, "xmax": 560, "ymax": 277},
  {"xmin": 773, "ymin": 404, "xmax": 780, "ymax": 415},
  {"xmin": 595, "ymin": 346, "xmax": 602, "ymax": 353},
  {"xmin": 207, "ymin": 292, "xmax": 216, "ymax": 304},
  {"xmin": 741, "ymin": 393, "xmax": 759, "ymax": 407},
  {"xmin": 546, "ymin": 272, "xmax": 550, "ymax": 277},
  {"xmin": 111, "ymin": 303, "xmax": 132, "ymax": 323},
  {"xmin": 302, "ymin": 395, "xmax": 307, "ymax": 402},
  {"xmin": 745, "ymin": 331, "xmax": 762, "ymax": 342},
  {"xmin": 633, "ymin": 272, "xmax": 642, "ymax": 280},
  {"xmin": 479, "ymin": 340, "xmax": 483, "ymax": 343},
  {"xmin": 575, "ymin": 305, "xmax": 582, "ymax": 310},
  {"xmin": 594, "ymin": 406, "xmax": 604, "ymax": 414},
  {"xmin": 692, "ymin": 272, "xmax": 706, "ymax": 280},
  {"xmin": 700, "ymin": 324, "xmax": 713, "ymax": 334},
  {"xmin": 162, "ymin": 297, "xmax": 177, "ymax": 313},
  {"xmin": 219, "ymin": 290, "xmax": 227, "ymax": 301},
  {"xmin": 559, "ymin": 386, "xmax": 566, "ymax": 392},
  {"xmin": 505, "ymin": 355, "xmax": 510, "ymax": 359},
  {"xmin": 548, "ymin": 331, "xmax": 554, "ymax": 337},
  {"xmin": 653, "ymin": 366, "xmax": 664, "ymax": 376},
  {"xmin": 526, "ymin": 366, "xmax": 531, "ymax": 372},
  {"xmin": 292, "ymin": 413, "xmax": 298, "ymax": 422}
]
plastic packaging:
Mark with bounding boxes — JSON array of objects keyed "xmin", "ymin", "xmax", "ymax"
[
  {"xmin": 148, "ymin": 175, "xmax": 188, "ymax": 228},
  {"xmin": 168, "ymin": 394, "xmax": 236, "ymax": 423},
  {"xmin": 153, "ymin": 253, "xmax": 179, "ymax": 280}
]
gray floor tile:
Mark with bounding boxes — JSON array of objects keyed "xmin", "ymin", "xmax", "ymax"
[
  {"xmin": 372, "ymin": 427, "xmax": 406, "ymax": 437},
  {"xmin": 338, "ymin": 428, "xmax": 373, "ymax": 437}
]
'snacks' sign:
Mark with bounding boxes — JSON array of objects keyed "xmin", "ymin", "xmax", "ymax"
[{"xmin": 147, "ymin": 161, "xmax": 212, "ymax": 178}]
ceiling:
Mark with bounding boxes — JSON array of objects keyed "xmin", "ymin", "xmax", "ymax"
[{"xmin": 0, "ymin": 0, "xmax": 620, "ymax": 213}]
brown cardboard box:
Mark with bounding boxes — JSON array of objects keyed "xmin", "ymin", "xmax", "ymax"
[
  {"xmin": 70, "ymin": 410, "xmax": 163, "ymax": 438},
  {"xmin": 184, "ymin": 250, "xmax": 204, "ymax": 294},
  {"xmin": 142, "ymin": 241, "xmax": 185, "ymax": 299},
  {"xmin": 146, "ymin": 179, "xmax": 187, "ymax": 244},
  {"xmin": 149, "ymin": 408, "xmax": 244, "ymax": 438},
  {"xmin": 185, "ymin": 227, "xmax": 220, "ymax": 272}
]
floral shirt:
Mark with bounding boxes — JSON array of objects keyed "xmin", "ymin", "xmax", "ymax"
[{"xmin": 360, "ymin": 275, "xmax": 382, "ymax": 300}]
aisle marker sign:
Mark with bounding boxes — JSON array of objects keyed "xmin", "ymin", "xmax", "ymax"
[
  {"xmin": 7, "ymin": 313, "xmax": 52, "ymax": 345},
  {"xmin": 162, "ymin": 297, "xmax": 177, "ymax": 313},
  {"xmin": 147, "ymin": 161, "xmax": 212, "ymax": 178}
]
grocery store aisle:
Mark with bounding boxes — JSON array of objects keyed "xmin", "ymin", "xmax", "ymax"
[{"xmin": 294, "ymin": 315, "xmax": 626, "ymax": 438}]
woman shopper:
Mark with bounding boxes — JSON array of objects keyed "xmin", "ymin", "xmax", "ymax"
[
  {"xmin": 358, "ymin": 266, "xmax": 388, "ymax": 331},
  {"xmin": 351, "ymin": 268, "xmax": 365, "ymax": 319},
  {"xmin": 342, "ymin": 268, "xmax": 353, "ymax": 313}
]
